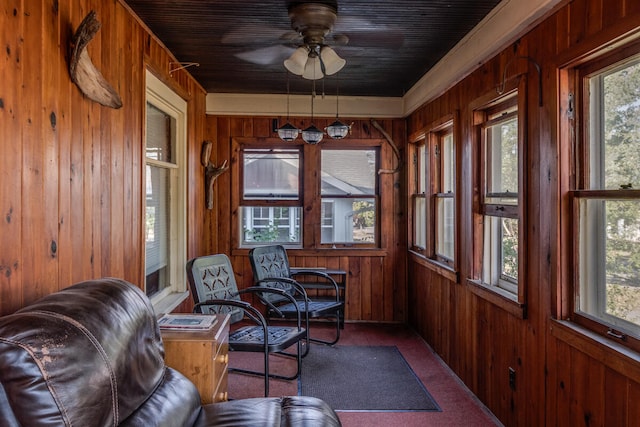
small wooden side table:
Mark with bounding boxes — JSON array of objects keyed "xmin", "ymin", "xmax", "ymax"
[{"xmin": 161, "ymin": 314, "xmax": 230, "ymax": 403}]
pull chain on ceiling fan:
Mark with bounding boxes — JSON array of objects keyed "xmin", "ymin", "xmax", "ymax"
[{"xmin": 283, "ymin": 3, "xmax": 346, "ymax": 80}]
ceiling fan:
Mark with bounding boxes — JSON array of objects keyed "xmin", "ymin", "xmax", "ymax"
[
  {"xmin": 282, "ymin": 2, "xmax": 347, "ymax": 79},
  {"xmin": 224, "ymin": 1, "xmax": 404, "ymax": 80}
]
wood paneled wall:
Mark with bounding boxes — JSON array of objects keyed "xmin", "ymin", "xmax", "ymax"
[
  {"xmin": 0, "ymin": 0, "xmax": 207, "ymax": 315},
  {"xmin": 203, "ymin": 115, "xmax": 408, "ymax": 322},
  {"xmin": 4, "ymin": 0, "xmax": 640, "ymax": 425},
  {"xmin": 406, "ymin": 0, "xmax": 640, "ymax": 425}
]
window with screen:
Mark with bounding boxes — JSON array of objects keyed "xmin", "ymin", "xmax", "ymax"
[
  {"xmin": 144, "ymin": 70, "xmax": 187, "ymax": 308},
  {"xmin": 409, "ymin": 118, "xmax": 456, "ymax": 272},
  {"xmin": 470, "ymin": 86, "xmax": 526, "ymax": 311},
  {"xmin": 320, "ymin": 148, "xmax": 378, "ymax": 245},
  {"xmin": 564, "ymin": 41, "xmax": 640, "ymax": 351},
  {"xmin": 240, "ymin": 148, "xmax": 302, "ymax": 245}
]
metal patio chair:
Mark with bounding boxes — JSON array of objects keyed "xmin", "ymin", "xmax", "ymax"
[
  {"xmin": 248, "ymin": 245, "xmax": 343, "ymax": 356},
  {"xmin": 186, "ymin": 253, "xmax": 307, "ymax": 397}
]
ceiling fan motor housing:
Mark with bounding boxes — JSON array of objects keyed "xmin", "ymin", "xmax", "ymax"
[{"xmin": 288, "ymin": 2, "xmax": 338, "ymax": 47}]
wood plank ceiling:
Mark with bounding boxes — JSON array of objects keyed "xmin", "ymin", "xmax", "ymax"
[{"xmin": 124, "ymin": 0, "xmax": 501, "ymax": 97}]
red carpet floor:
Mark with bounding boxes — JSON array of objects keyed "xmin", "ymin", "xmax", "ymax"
[{"xmin": 227, "ymin": 322, "xmax": 502, "ymax": 427}]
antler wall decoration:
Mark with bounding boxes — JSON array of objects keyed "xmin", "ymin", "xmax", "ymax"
[
  {"xmin": 69, "ymin": 11, "xmax": 123, "ymax": 109},
  {"xmin": 201, "ymin": 141, "xmax": 228, "ymax": 210},
  {"xmin": 370, "ymin": 119, "xmax": 402, "ymax": 174}
]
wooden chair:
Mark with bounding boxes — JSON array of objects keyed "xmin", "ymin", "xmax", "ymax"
[{"xmin": 186, "ymin": 254, "xmax": 307, "ymax": 397}]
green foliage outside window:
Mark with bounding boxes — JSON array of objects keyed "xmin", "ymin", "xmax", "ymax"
[
  {"xmin": 598, "ymin": 61, "xmax": 640, "ymax": 324},
  {"xmin": 244, "ymin": 223, "xmax": 281, "ymax": 242},
  {"xmin": 352, "ymin": 200, "xmax": 375, "ymax": 228}
]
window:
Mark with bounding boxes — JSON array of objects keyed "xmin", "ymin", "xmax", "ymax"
[
  {"xmin": 240, "ymin": 148, "xmax": 302, "ymax": 246},
  {"xmin": 320, "ymin": 149, "xmax": 378, "ymax": 245},
  {"xmin": 235, "ymin": 140, "xmax": 381, "ymax": 249},
  {"xmin": 321, "ymin": 200, "xmax": 335, "ymax": 243},
  {"xmin": 431, "ymin": 127, "xmax": 455, "ymax": 265},
  {"xmin": 567, "ymin": 44, "xmax": 640, "ymax": 349},
  {"xmin": 144, "ymin": 71, "xmax": 187, "ymax": 311},
  {"xmin": 410, "ymin": 119, "xmax": 456, "ymax": 269},
  {"xmin": 410, "ymin": 142, "xmax": 427, "ymax": 253},
  {"xmin": 472, "ymin": 88, "xmax": 525, "ymax": 306}
]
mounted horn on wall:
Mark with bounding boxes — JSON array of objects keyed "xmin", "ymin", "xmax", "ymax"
[
  {"xmin": 201, "ymin": 140, "xmax": 228, "ymax": 210},
  {"xmin": 69, "ymin": 11, "xmax": 123, "ymax": 109}
]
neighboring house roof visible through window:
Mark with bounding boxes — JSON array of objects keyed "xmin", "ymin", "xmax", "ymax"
[
  {"xmin": 244, "ymin": 150, "xmax": 375, "ymax": 197},
  {"xmin": 321, "ymin": 150, "xmax": 376, "ymax": 195}
]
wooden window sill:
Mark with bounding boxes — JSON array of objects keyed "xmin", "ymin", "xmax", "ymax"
[
  {"xmin": 409, "ymin": 251, "xmax": 458, "ymax": 283},
  {"xmin": 550, "ymin": 319, "xmax": 640, "ymax": 384},
  {"xmin": 467, "ymin": 279, "xmax": 526, "ymax": 319},
  {"xmin": 232, "ymin": 248, "xmax": 389, "ymax": 257}
]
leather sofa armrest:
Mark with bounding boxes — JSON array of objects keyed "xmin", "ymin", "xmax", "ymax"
[{"xmin": 119, "ymin": 368, "xmax": 202, "ymax": 427}]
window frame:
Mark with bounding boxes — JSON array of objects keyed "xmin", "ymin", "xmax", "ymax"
[
  {"xmin": 561, "ymin": 39, "xmax": 640, "ymax": 353},
  {"xmin": 144, "ymin": 70, "xmax": 188, "ymax": 314},
  {"xmin": 408, "ymin": 114, "xmax": 458, "ymax": 280},
  {"xmin": 481, "ymin": 102, "xmax": 519, "ymax": 293},
  {"xmin": 409, "ymin": 140, "xmax": 427, "ymax": 255},
  {"xmin": 238, "ymin": 145, "xmax": 303, "ymax": 247},
  {"xmin": 319, "ymin": 147, "xmax": 380, "ymax": 248},
  {"xmin": 468, "ymin": 78, "xmax": 527, "ymax": 317},
  {"xmin": 231, "ymin": 138, "xmax": 383, "ymax": 251},
  {"xmin": 430, "ymin": 125, "xmax": 455, "ymax": 267}
]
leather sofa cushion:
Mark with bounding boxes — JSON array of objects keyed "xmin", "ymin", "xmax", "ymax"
[
  {"xmin": 194, "ymin": 396, "xmax": 342, "ymax": 427},
  {"xmin": 0, "ymin": 278, "xmax": 194, "ymax": 426}
]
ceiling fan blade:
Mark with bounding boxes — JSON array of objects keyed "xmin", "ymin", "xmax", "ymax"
[
  {"xmin": 235, "ymin": 45, "xmax": 295, "ymax": 65},
  {"xmin": 221, "ymin": 24, "xmax": 290, "ymax": 45},
  {"xmin": 333, "ymin": 16, "xmax": 405, "ymax": 49},
  {"xmin": 329, "ymin": 33, "xmax": 349, "ymax": 45},
  {"xmin": 338, "ymin": 30, "xmax": 404, "ymax": 49},
  {"xmin": 280, "ymin": 31, "xmax": 303, "ymax": 43}
]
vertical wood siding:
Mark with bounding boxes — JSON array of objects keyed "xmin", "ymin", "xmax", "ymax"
[
  {"xmin": 3, "ymin": 0, "xmax": 640, "ymax": 425},
  {"xmin": 204, "ymin": 115, "xmax": 407, "ymax": 322},
  {"xmin": 0, "ymin": 0, "xmax": 206, "ymax": 315},
  {"xmin": 407, "ymin": 0, "xmax": 640, "ymax": 425}
]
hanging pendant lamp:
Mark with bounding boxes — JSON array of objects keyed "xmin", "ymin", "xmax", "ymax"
[
  {"xmin": 325, "ymin": 75, "xmax": 350, "ymax": 139},
  {"xmin": 277, "ymin": 72, "xmax": 300, "ymax": 142},
  {"xmin": 301, "ymin": 80, "xmax": 323, "ymax": 144},
  {"xmin": 301, "ymin": 123, "xmax": 323, "ymax": 144},
  {"xmin": 326, "ymin": 119, "xmax": 350, "ymax": 139}
]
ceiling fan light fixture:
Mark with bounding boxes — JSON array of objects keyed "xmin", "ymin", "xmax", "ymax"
[
  {"xmin": 302, "ymin": 124, "xmax": 324, "ymax": 144},
  {"xmin": 301, "ymin": 55, "xmax": 323, "ymax": 80},
  {"xmin": 319, "ymin": 46, "xmax": 346, "ymax": 75},
  {"xmin": 277, "ymin": 122, "xmax": 301, "ymax": 142},
  {"xmin": 284, "ymin": 46, "xmax": 309, "ymax": 75},
  {"xmin": 325, "ymin": 120, "xmax": 350, "ymax": 139}
]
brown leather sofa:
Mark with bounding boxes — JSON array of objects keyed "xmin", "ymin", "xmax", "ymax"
[{"xmin": 0, "ymin": 278, "xmax": 341, "ymax": 427}]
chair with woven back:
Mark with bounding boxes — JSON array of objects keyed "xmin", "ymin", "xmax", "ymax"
[
  {"xmin": 248, "ymin": 245, "xmax": 343, "ymax": 355},
  {"xmin": 186, "ymin": 253, "xmax": 307, "ymax": 397}
]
